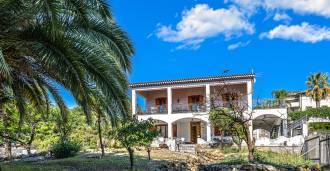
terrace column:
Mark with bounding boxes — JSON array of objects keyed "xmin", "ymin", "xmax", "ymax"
[
  {"xmin": 247, "ymin": 81, "xmax": 253, "ymax": 138},
  {"xmin": 205, "ymin": 84, "xmax": 211, "ymax": 112},
  {"xmin": 206, "ymin": 122, "xmax": 211, "ymax": 142},
  {"xmin": 167, "ymin": 87, "xmax": 172, "ymax": 115},
  {"xmin": 132, "ymin": 90, "xmax": 137, "ymax": 115},
  {"xmin": 302, "ymin": 122, "xmax": 308, "ymax": 137},
  {"xmin": 282, "ymin": 119, "xmax": 288, "ymax": 137},
  {"xmin": 247, "ymin": 81, "xmax": 253, "ymax": 110},
  {"xmin": 168, "ymin": 122, "xmax": 173, "ymax": 138},
  {"xmin": 256, "ymin": 129, "xmax": 260, "ymax": 139}
]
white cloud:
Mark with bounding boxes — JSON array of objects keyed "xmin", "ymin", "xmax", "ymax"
[
  {"xmin": 264, "ymin": 0, "xmax": 330, "ymax": 18},
  {"xmin": 225, "ymin": 0, "xmax": 262, "ymax": 16},
  {"xmin": 228, "ymin": 0, "xmax": 330, "ymax": 18},
  {"xmin": 227, "ymin": 41, "xmax": 251, "ymax": 50},
  {"xmin": 155, "ymin": 4, "xmax": 254, "ymax": 49},
  {"xmin": 273, "ymin": 12, "xmax": 291, "ymax": 23},
  {"xmin": 260, "ymin": 22, "xmax": 330, "ymax": 43}
]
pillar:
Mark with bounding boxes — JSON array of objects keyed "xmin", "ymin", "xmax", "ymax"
[
  {"xmin": 249, "ymin": 120, "xmax": 253, "ymax": 140},
  {"xmin": 167, "ymin": 87, "xmax": 172, "ymax": 115},
  {"xmin": 247, "ymin": 81, "xmax": 253, "ymax": 110},
  {"xmin": 168, "ymin": 122, "xmax": 173, "ymax": 138},
  {"xmin": 282, "ymin": 119, "xmax": 288, "ymax": 137},
  {"xmin": 256, "ymin": 129, "xmax": 260, "ymax": 139},
  {"xmin": 132, "ymin": 90, "xmax": 136, "ymax": 115},
  {"xmin": 205, "ymin": 84, "xmax": 211, "ymax": 111},
  {"xmin": 302, "ymin": 123, "xmax": 308, "ymax": 137},
  {"xmin": 206, "ymin": 122, "xmax": 211, "ymax": 142}
]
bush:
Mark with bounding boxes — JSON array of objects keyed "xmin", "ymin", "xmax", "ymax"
[
  {"xmin": 289, "ymin": 106, "xmax": 330, "ymax": 120},
  {"xmin": 309, "ymin": 122, "xmax": 330, "ymax": 133},
  {"xmin": 51, "ymin": 140, "xmax": 81, "ymax": 158}
]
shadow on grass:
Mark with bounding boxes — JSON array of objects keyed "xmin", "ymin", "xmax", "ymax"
[{"xmin": 0, "ymin": 151, "xmax": 174, "ymax": 171}]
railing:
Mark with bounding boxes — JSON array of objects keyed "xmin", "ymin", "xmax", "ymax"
[
  {"xmin": 136, "ymin": 103, "xmax": 207, "ymax": 115},
  {"xmin": 137, "ymin": 105, "xmax": 168, "ymax": 115},
  {"xmin": 172, "ymin": 103, "xmax": 206, "ymax": 113},
  {"xmin": 253, "ymin": 99, "xmax": 287, "ymax": 109}
]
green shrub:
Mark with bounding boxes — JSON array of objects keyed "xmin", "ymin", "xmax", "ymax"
[
  {"xmin": 309, "ymin": 122, "xmax": 330, "ymax": 133},
  {"xmin": 51, "ymin": 140, "xmax": 81, "ymax": 159},
  {"xmin": 289, "ymin": 106, "xmax": 330, "ymax": 120}
]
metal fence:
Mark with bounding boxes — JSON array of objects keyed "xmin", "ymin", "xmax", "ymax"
[{"xmin": 301, "ymin": 135, "xmax": 330, "ymax": 165}]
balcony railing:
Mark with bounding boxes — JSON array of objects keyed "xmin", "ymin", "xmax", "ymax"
[
  {"xmin": 253, "ymin": 99, "xmax": 287, "ymax": 109},
  {"xmin": 136, "ymin": 103, "xmax": 207, "ymax": 115},
  {"xmin": 137, "ymin": 105, "xmax": 168, "ymax": 115},
  {"xmin": 172, "ymin": 103, "xmax": 206, "ymax": 113}
]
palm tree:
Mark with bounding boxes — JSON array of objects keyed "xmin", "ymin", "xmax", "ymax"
[
  {"xmin": 0, "ymin": 0, "xmax": 134, "ymax": 122},
  {"xmin": 272, "ymin": 89, "xmax": 288, "ymax": 107},
  {"xmin": 0, "ymin": 0, "xmax": 134, "ymax": 157},
  {"xmin": 306, "ymin": 72, "xmax": 330, "ymax": 108}
]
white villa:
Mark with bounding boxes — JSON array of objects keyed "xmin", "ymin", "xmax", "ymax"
[
  {"xmin": 285, "ymin": 91, "xmax": 330, "ymax": 112},
  {"xmin": 130, "ymin": 73, "xmax": 305, "ymax": 149}
]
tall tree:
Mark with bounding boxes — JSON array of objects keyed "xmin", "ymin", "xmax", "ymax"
[
  {"xmin": 272, "ymin": 89, "xmax": 288, "ymax": 100},
  {"xmin": 272, "ymin": 89, "xmax": 288, "ymax": 107},
  {"xmin": 0, "ymin": 0, "xmax": 134, "ymax": 123},
  {"xmin": 0, "ymin": 0, "xmax": 133, "ymax": 159},
  {"xmin": 306, "ymin": 72, "xmax": 330, "ymax": 108}
]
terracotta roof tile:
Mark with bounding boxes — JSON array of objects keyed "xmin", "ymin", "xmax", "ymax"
[{"xmin": 129, "ymin": 73, "xmax": 255, "ymax": 88}]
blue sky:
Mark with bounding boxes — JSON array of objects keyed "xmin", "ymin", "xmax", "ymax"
[{"xmin": 62, "ymin": 0, "xmax": 330, "ymax": 106}]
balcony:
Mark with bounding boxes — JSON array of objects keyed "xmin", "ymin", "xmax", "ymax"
[
  {"xmin": 253, "ymin": 99, "xmax": 287, "ymax": 109},
  {"xmin": 136, "ymin": 103, "xmax": 207, "ymax": 115},
  {"xmin": 137, "ymin": 105, "xmax": 168, "ymax": 115}
]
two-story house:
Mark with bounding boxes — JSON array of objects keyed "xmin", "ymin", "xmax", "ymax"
[{"xmin": 130, "ymin": 73, "xmax": 294, "ymax": 147}]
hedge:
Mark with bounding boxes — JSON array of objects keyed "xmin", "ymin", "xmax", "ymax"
[
  {"xmin": 308, "ymin": 122, "xmax": 330, "ymax": 133},
  {"xmin": 289, "ymin": 106, "xmax": 330, "ymax": 121}
]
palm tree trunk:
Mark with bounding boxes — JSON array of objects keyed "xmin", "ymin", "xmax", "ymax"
[
  {"xmin": 27, "ymin": 123, "xmax": 37, "ymax": 155},
  {"xmin": 97, "ymin": 112, "xmax": 105, "ymax": 157}
]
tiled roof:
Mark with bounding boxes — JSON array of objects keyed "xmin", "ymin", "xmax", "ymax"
[{"xmin": 129, "ymin": 73, "xmax": 255, "ymax": 88}]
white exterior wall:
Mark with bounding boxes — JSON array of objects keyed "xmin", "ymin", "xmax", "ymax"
[
  {"xmin": 177, "ymin": 121, "xmax": 190, "ymax": 142},
  {"xmin": 300, "ymin": 96, "xmax": 330, "ymax": 110},
  {"xmin": 144, "ymin": 90, "xmax": 167, "ymax": 108}
]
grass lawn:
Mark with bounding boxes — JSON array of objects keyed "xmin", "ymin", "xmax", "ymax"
[
  {"xmin": 0, "ymin": 147, "xmax": 317, "ymax": 171},
  {"xmin": 0, "ymin": 149, "xmax": 190, "ymax": 171}
]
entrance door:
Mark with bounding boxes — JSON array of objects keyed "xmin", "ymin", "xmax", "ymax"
[{"xmin": 190, "ymin": 121, "xmax": 201, "ymax": 143}]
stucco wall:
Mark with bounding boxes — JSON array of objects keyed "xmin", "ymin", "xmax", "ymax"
[
  {"xmin": 177, "ymin": 121, "xmax": 190, "ymax": 142},
  {"xmin": 300, "ymin": 96, "xmax": 330, "ymax": 110}
]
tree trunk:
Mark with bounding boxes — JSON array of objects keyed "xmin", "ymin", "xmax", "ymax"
[
  {"xmin": 128, "ymin": 147, "xmax": 134, "ymax": 170},
  {"xmin": 244, "ymin": 123, "xmax": 254, "ymax": 162},
  {"xmin": 97, "ymin": 112, "xmax": 105, "ymax": 158},
  {"xmin": 1, "ymin": 103, "xmax": 12, "ymax": 160},
  {"xmin": 27, "ymin": 124, "xmax": 37, "ymax": 155},
  {"xmin": 4, "ymin": 136, "xmax": 11, "ymax": 160},
  {"xmin": 147, "ymin": 147, "xmax": 151, "ymax": 160},
  {"xmin": 316, "ymin": 100, "xmax": 320, "ymax": 108}
]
